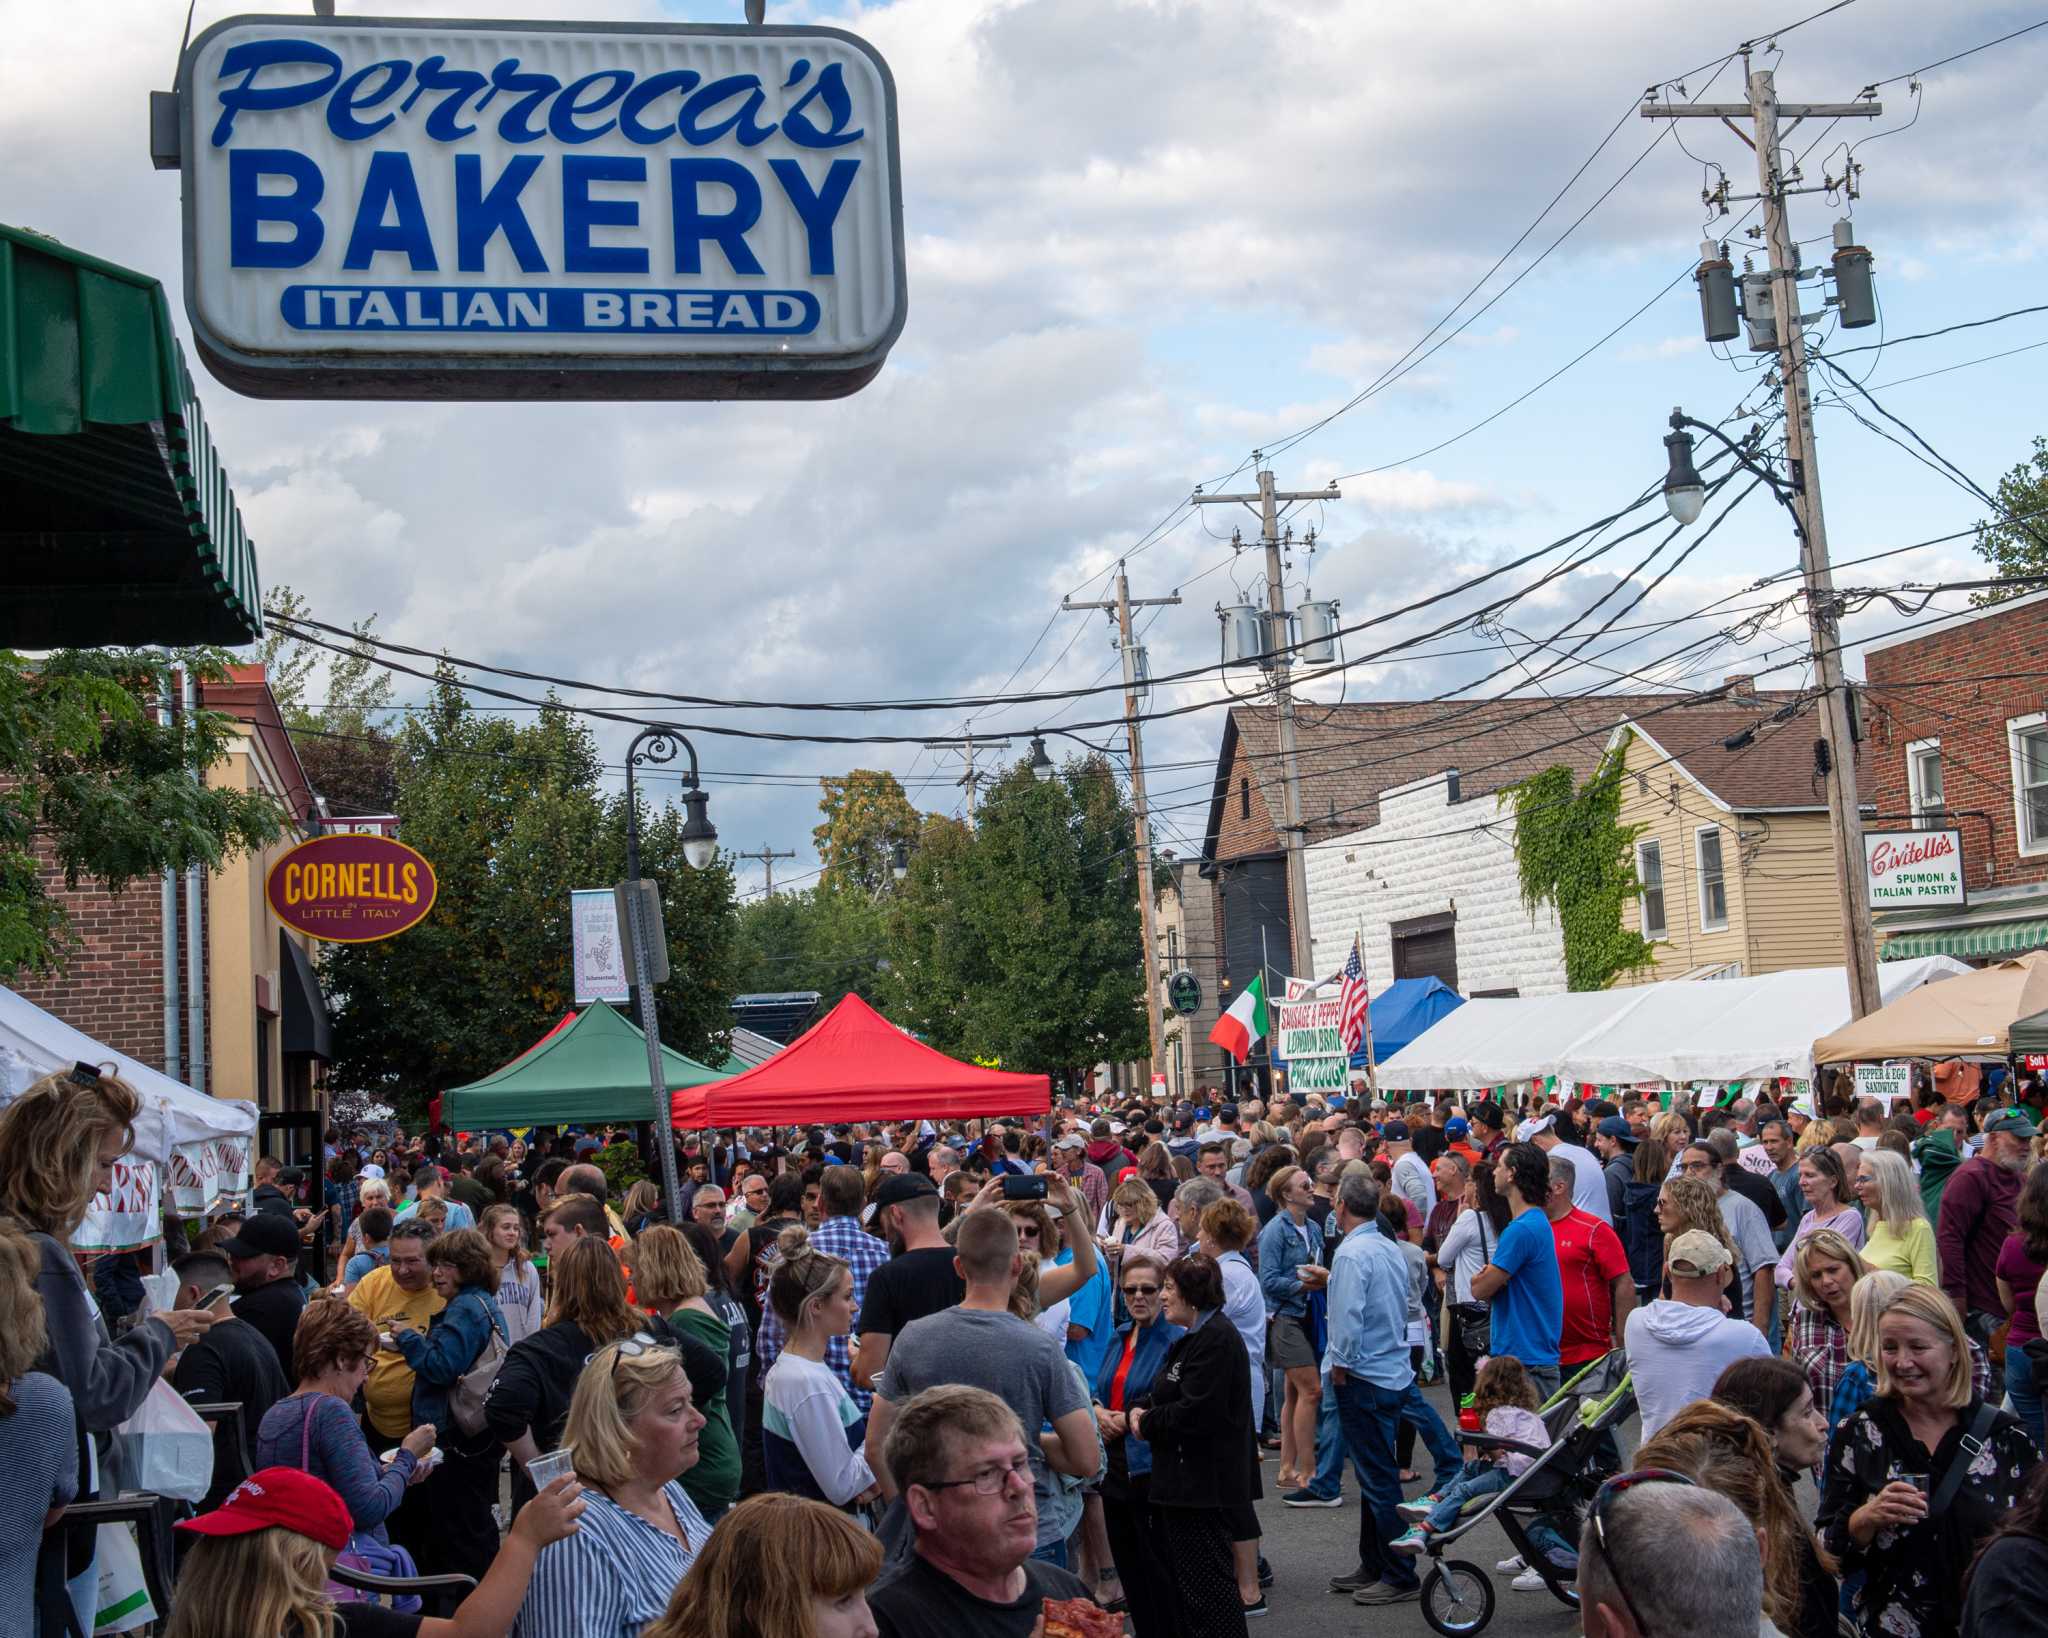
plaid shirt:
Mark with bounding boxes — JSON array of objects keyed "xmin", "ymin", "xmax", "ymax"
[
  {"xmin": 753, "ymin": 1213, "xmax": 889, "ymax": 1413},
  {"xmin": 1789, "ymin": 1299, "xmax": 1992, "ymax": 1426}
]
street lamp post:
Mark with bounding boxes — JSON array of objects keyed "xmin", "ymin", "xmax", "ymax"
[{"xmin": 623, "ymin": 725, "xmax": 717, "ymax": 1225}]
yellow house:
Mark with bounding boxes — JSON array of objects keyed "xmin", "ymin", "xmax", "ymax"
[{"xmin": 1609, "ymin": 703, "xmax": 1853, "ymax": 983}]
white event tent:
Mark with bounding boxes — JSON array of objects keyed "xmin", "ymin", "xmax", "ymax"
[{"xmin": 1376, "ymin": 957, "xmax": 1969, "ymax": 1093}]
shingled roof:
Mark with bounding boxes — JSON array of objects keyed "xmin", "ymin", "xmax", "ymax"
[
  {"xmin": 1620, "ymin": 700, "xmax": 1855, "ymax": 812},
  {"xmin": 1204, "ymin": 688, "xmax": 1807, "ymax": 861}
]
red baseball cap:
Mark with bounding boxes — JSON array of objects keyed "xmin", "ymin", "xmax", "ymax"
[{"xmin": 174, "ymin": 1467, "xmax": 352, "ymax": 1551}]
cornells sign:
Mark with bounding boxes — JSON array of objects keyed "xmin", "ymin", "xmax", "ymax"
[
  {"xmin": 171, "ymin": 17, "xmax": 905, "ymax": 399},
  {"xmin": 266, "ymin": 833, "xmax": 438, "ymax": 942}
]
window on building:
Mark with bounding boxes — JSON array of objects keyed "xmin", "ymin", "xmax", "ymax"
[
  {"xmin": 1637, "ymin": 840, "xmax": 1667, "ymax": 939},
  {"xmin": 1239, "ymin": 777, "xmax": 1250, "ymax": 820},
  {"xmin": 1907, "ymin": 739, "xmax": 1945, "ymax": 817},
  {"xmin": 2014, "ymin": 718, "xmax": 2048, "ymax": 854},
  {"xmin": 1696, "ymin": 826, "xmax": 1728, "ymax": 931}
]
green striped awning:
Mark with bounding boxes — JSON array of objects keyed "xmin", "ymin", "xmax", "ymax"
[
  {"xmin": 0, "ymin": 223, "xmax": 261, "ymax": 647},
  {"xmin": 1881, "ymin": 919, "xmax": 2048, "ymax": 962}
]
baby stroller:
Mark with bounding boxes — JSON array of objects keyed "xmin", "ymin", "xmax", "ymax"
[{"xmin": 1415, "ymin": 1352, "xmax": 1634, "ymax": 1636}]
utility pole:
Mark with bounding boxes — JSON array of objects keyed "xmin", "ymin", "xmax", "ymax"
[
  {"xmin": 1064, "ymin": 563, "xmax": 1182, "ymax": 1081},
  {"xmin": 1644, "ymin": 64, "xmax": 1884, "ymax": 1018},
  {"xmin": 736, "ymin": 845, "xmax": 796, "ymax": 898},
  {"xmin": 1195, "ymin": 464, "xmax": 1341, "ymax": 978},
  {"xmin": 921, "ymin": 730, "xmax": 1013, "ymax": 823}
]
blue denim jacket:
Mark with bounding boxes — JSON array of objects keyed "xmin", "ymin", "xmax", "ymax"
[
  {"xmin": 1257, "ymin": 1211, "xmax": 1325, "ymax": 1319},
  {"xmin": 1093, "ymin": 1317, "xmax": 1185, "ymax": 1478},
  {"xmin": 395, "ymin": 1283, "xmax": 506, "ymax": 1439}
]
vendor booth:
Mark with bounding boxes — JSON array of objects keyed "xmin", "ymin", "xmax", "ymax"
[
  {"xmin": 671, "ymin": 993, "xmax": 1051, "ymax": 1127},
  {"xmin": 0, "ymin": 984, "xmax": 256, "ymax": 1248},
  {"xmin": 1813, "ymin": 951, "xmax": 2048, "ymax": 1066},
  {"xmin": 441, "ymin": 1001, "xmax": 727, "ymax": 1129}
]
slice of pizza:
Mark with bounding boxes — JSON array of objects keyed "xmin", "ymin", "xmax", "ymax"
[{"xmin": 1040, "ymin": 1594, "xmax": 1124, "ymax": 1637}]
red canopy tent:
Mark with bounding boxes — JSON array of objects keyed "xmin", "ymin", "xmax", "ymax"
[{"xmin": 670, "ymin": 993, "xmax": 1050, "ymax": 1127}]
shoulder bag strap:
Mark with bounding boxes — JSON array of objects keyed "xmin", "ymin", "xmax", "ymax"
[{"xmin": 1927, "ymin": 1401, "xmax": 2000, "ymax": 1521}]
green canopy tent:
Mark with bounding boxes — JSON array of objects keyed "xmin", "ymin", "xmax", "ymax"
[{"xmin": 441, "ymin": 1001, "xmax": 729, "ymax": 1129}]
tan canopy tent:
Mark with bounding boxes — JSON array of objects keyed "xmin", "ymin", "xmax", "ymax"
[{"xmin": 1812, "ymin": 951, "xmax": 2048, "ymax": 1064}]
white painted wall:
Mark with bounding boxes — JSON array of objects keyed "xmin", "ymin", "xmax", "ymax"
[{"xmin": 1304, "ymin": 774, "xmax": 1568, "ymax": 997}]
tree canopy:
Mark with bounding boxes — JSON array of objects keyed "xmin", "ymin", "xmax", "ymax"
[
  {"xmin": 812, "ymin": 769, "xmax": 922, "ymax": 895},
  {"xmin": 259, "ymin": 586, "xmax": 400, "ymax": 814},
  {"xmin": 1970, "ymin": 435, "xmax": 2048, "ymax": 604}
]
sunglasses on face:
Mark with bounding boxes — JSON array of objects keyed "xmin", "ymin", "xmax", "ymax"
[{"xmin": 1121, "ymin": 1283, "xmax": 1159, "ymax": 1297}]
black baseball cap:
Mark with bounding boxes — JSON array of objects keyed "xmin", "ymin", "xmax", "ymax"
[
  {"xmin": 217, "ymin": 1213, "xmax": 300, "ymax": 1260},
  {"xmin": 873, "ymin": 1173, "xmax": 940, "ymax": 1209}
]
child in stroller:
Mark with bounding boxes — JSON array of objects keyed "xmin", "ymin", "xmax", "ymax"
[{"xmin": 1389, "ymin": 1356, "xmax": 1549, "ymax": 1553}]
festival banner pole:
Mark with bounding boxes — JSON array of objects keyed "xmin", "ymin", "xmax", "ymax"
[{"xmin": 1357, "ymin": 921, "xmax": 1381, "ymax": 1104}]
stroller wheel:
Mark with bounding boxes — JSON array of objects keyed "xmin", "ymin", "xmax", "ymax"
[{"xmin": 1421, "ymin": 1560, "xmax": 1496, "ymax": 1635}]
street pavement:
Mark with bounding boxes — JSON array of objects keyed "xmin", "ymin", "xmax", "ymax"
[{"xmin": 1244, "ymin": 1373, "xmax": 1601, "ymax": 1638}]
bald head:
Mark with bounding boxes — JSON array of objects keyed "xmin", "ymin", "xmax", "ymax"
[{"xmin": 562, "ymin": 1163, "xmax": 608, "ymax": 1202}]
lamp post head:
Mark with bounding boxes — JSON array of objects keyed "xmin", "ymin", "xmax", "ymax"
[
  {"xmin": 1027, "ymin": 735, "xmax": 1056, "ymax": 783},
  {"xmin": 1662, "ymin": 409, "xmax": 1707, "ymax": 527},
  {"xmin": 679, "ymin": 786, "xmax": 718, "ymax": 869},
  {"xmin": 890, "ymin": 840, "xmax": 910, "ymax": 882}
]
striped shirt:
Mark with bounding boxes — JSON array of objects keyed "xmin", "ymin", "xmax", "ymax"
[
  {"xmin": 755, "ymin": 1214, "xmax": 888, "ymax": 1412},
  {"xmin": 513, "ymin": 1481, "xmax": 710, "ymax": 1638}
]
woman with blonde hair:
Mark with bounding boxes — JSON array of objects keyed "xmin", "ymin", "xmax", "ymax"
[
  {"xmin": 760, "ymin": 1226, "xmax": 879, "ymax": 1510},
  {"xmin": 1786, "ymin": 1228, "xmax": 1870, "ymax": 1429},
  {"xmin": 1636, "ymin": 1399, "xmax": 1839, "ymax": 1638},
  {"xmin": 1102, "ymin": 1176, "xmax": 1181, "ymax": 1289},
  {"xmin": 620, "ymin": 1180, "xmax": 662, "ymax": 1239},
  {"xmin": 645, "ymin": 1492, "xmax": 880, "ymax": 1638},
  {"xmin": 0, "ymin": 1067, "xmax": 217, "ymax": 1628},
  {"xmin": 479, "ymin": 1202, "xmax": 544, "ymax": 1344},
  {"xmin": 629, "ymin": 1225, "xmax": 739, "ymax": 1521},
  {"xmin": 1818, "ymin": 1282, "xmax": 2037, "ymax": 1637},
  {"xmin": 1655, "ymin": 1173, "xmax": 1748, "ymax": 1318},
  {"xmin": 1855, "ymin": 1147, "xmax": 1938, "ymax": 1285},
  {"xmin": 0, "ymin": 1219, "xmax": 79, "ymax": 1638}
]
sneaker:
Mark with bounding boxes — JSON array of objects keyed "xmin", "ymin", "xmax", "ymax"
[
  {"xmin": 1388, "ymin": 1526, "xmax": 1430, "ymax": 1555},
  {"xmin": 1397, "ymin": 1493, "xmax": 1443, "ymax": 1521},
  {"xmin": 1511, "ymin": 1568, "xmax": 1549, "ymax": 1592},
  {"xmin": 1352, "ymin": 1581, "xmax": 1422, "ymax": 1606},
  {"xmin": 1495, "ymin": 1553, "xmax": 1526, "ymax": 1573},
  {"xmin": 1284, "ymin": 1488, "xmax": 1342, "ymax": 1508},
  {"xmin": 1328, "ymin": 1566, "xmax": 1376, "ymax": 1594},
  {"xmin": 1257, "ymin": 1557, "xmax": 1274, "ymax": 1589},
  {"xmin": 1241, "ymin": 1596, "xmax": 1269, "ymax": 1619}
]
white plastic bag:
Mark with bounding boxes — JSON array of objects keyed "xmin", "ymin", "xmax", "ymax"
[
  {"xmin": 93, "ymin": 1524, "xmax": 155, "ymax": 1634},
  {"xmin": 114, "ymin": 1378, "xmax": 214, "ymax": 1503}
]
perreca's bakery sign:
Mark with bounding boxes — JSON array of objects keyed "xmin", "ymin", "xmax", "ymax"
[{"xmin": 170, "ymin": 17, "xmax": 905, "ymax": 400}]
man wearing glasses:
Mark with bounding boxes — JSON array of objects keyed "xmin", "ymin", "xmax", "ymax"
[
  {"xmin": 1579, "ymin": 1470, "xmax": 1767, "ymax": 1638},
  {"xmin": 869, "ymin": 1384, "xmax": 1094, "ymax": 1636}
]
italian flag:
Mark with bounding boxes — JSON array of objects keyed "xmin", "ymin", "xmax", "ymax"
[{"xmin": 1208, "ymin": 973, "xmax": 1268, "ymax": 1064}]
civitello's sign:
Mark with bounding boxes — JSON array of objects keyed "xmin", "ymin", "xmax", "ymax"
[
  {"xmin": 1864, "ymin": 828, "xmax": 1965, "ymax": 909},
  {"xmin": 171, "ymin": 16, "xmax": 905, "ymax": 400}
]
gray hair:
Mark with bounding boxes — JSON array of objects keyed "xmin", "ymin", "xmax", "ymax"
[
  {"xmin": 1704, "ymin": 1128, "xmax": 1740, "ymax": 1163},
  {"xmin": 1335, "ymin": 1171, "xmax": 1381, "ymax": 1221},
  {"xmin": 929, "ymin": 1146, "xmax": 961, "ymax": 1170},
  {"xmin": 1173, "ymin": 1177, "xmax": 1225, "ymax": 1218},
  {"xmin": 1547, "ymin": 1154, "xmax": 1577, "ymax": 1194},
  {"xmin": 388, "ymin": 1218, "xmax": 437, "ymax": 1248},
  {"xmin": 1578, "ymin": 1483, "xmax": 1761, "ymax": 1638}
]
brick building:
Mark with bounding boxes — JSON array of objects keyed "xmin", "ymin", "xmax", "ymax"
[
  {"xmin": 1861, "ymin": 591, "xmax": 2048, "ymax": 961},
  {"xmin": 13, "ymin": 664, "xmax": 332, "ymax": 1120}
]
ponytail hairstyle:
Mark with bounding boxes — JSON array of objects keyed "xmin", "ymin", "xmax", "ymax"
[{"xmin": 767, "ymin": 1224, "xmax": 850, "ymax": 1331}]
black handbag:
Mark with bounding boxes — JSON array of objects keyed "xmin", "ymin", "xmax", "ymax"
[{"xmin": 1450, "ymin": 1213, "xmax": 1493, "ymax": 1355}]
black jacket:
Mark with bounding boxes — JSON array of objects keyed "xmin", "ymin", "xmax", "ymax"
[
  {"xmin": 231, "ymin": 1276, "xmax": 306, "ymax": 1382},
  {"xmin": 1723, "ymin": 1163, "xmax": 1787, "ymax": 1232},
  {"xmin": 1132, "ymin": 1309, "xmax": 1254, "ymax": 1511},
  {"xmin": 482, "ymin": 1315, "xmax": 699, "ymax": 1453}
]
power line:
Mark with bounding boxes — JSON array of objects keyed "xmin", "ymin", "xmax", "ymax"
[{"xmin": 1862, "ymin": 16, "xmax": 2048, "ymax": 90}]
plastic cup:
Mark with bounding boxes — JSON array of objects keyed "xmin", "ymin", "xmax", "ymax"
[{"xmin": 527, "ymin": 1448, "xmax": 578, "ymax": 1491}]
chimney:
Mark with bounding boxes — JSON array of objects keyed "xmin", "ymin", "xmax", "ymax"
[{"xmin": 1723, "ymin": 673, "xmax": 1757, "ymax": 702}]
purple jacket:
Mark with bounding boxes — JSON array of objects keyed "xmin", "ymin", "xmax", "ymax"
[{"xmin": 1936, "ymin": 1155, "xmax": 2021, "ymax": 1316}]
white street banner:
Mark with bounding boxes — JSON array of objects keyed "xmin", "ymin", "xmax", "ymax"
[
  {"xmin": 571, "ymin": 889, "xmax": 631, "ymax": 1003},
  {"xmin": 1286, "ymin": 1055, "xmax": 1352, "ymax": 1094},
  {"xmin": 76, "ymin": 1157, "xmax": 162, "ymax": 1253},
  {"xmin": 1865, "ymin": 830, "xmax": 1964, "ymax": 908},
  {"xmin": 168, "ymin": 1136, "xmax": 252, "ymax": 1215},
  {"xmin": 1854, "ymin": 1060, "xmax": 1913, "ymax": 1109},
  {"xmin": 1274, "ymin": 976, "xmax": 1349, "ymax": 1090}
]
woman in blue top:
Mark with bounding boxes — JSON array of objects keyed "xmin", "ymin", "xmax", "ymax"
[
  {"xmin": 1256, "ymin": 1164, "xmax": 1325, "ymax": 1492},
  {"xmin": 391, "ymin": 1226, "xmax": 508, "ymax": 1581},
  {"xmin": 1094, "ymin": 1249, "xmax": 1185, "ymax": 1636}
]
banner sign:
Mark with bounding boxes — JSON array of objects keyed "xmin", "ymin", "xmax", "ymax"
[
  {"xmin": 1854, "ymin": 1059, "xmax": 1914, "ymax": 1108},
  {"xmin": 1864, "ymin": 829, "xmax": 1965, "ymax": 909},
  {"xmin": 317, "ymin": 814, "xmax": 400, "ymax": 838},
  {"xmin": 175, "ymin": 16, "xmax": 906, "ymax": 401},
  {"xmin": 267, "ymin": 832, "xmax": 437, "ymax": 943},
  {"xmin": 76, "ymin": 1156, "xmax": 162, "ymax": 1253},
  {"xmin": 1167, "ymin": 970, "xmax": 1202, "ymax": 1017},
  {"xmin": 1274, "ymin": 977, "xmax": 1350, "ymax": 1092},
  {"xmin": 1285, "ymin": 1055, "xmax": 1353, "ymax": 1094},
  {"xmin": 571, "ymin": 888, "xmax": 631, "ymax": 1004},
  {"xmin": 168, "ymin": 1135, "xmax": 253, "ymax": 1215}
]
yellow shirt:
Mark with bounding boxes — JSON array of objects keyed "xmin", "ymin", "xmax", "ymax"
[
  {"xmin": 1861, "ymin": 1216, "xmax": 1939, "ymax": 1286},
  {"xmin": 347, "ymin": 1265, "xmax": 445, "ymax": 1438}
]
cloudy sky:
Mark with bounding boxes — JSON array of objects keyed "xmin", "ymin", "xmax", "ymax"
[{"xmin": 7, "ymin": 0, "xmax": 2046, "ymax": 897}]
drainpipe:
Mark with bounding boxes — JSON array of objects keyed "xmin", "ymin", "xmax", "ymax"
[
  {"xmin": 159, "ymin": 672, "xmax": 182, "ymax": 1084},
  {"xmin": 182, "ymin": 668, "xmax": 207, "ymax": 1095}
]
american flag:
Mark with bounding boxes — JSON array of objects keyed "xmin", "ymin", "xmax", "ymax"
[{"xmin": 1337, "ymin": 938, "xmax": 1370, "ymax": 1055}]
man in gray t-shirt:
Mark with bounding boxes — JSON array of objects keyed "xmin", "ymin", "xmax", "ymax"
[{"xmin": 865, "ymin": 1210, "xmax": 1100, "ymax": 1555}]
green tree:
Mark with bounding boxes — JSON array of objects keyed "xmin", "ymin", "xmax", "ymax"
[
  {"xmin": 884, "ymin": 756, "xmax": 1147, "ymax": 1077},
  {"xmin": 1504, "ymin": 744, "xmax": 1654, "ymax": 991},
  {"xmin": 259, "ymin": 585, "xmax": 400, "ymax": 814},
  {"xmin": 0, "ymin": 649, "xmax": 285, "ymax": 979},
  {"xmin": 321, "ymin": 672, "xmax": 738, "ymax": 1121},
  {"xmin": 812, "ymin": 769, "xmax": 921, "ymax": 895},
  {"xmin": 1970, "ymin": 436, "xmax": 2048, "ymax": 604},
  {"xmin": 732, "ymin": 883, "xmax": 893, "ymax": 1011}
]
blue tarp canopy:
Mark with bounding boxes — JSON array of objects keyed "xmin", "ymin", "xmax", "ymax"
[{"xmin": 1353, "ymin": 978, "xmax": 1464, "ymax": 1065}]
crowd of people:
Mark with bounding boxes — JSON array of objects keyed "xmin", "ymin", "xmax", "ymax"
[{"xmin": 10, "ymin": 1061, "xmax": 2048, "ymax": 1635}]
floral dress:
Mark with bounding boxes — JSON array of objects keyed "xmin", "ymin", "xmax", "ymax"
[{"xmin": 1816, "ymin": 1395, "xmax": 2039, "ymax": 1638}]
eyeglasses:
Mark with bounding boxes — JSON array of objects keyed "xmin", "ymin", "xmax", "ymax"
[
  {"xmin": 1589, "ymin": 1468, "xmax": 1697, "ymax": 1634},
  {"xmin": 919, "ymin": 1454, "xmax": 1033, "ymax": 1496},
  {"xmin": 1016, "ymin": 1224, "xmax": 1042, "ymax": 1238},
  {"xmin": 1121, "ymin": 1283, "xmax": 1159, "ymax": 1297},
  {"xmin": 1677, "ymin": 1160, "xmax": 1716, "ymax": 1174}
]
